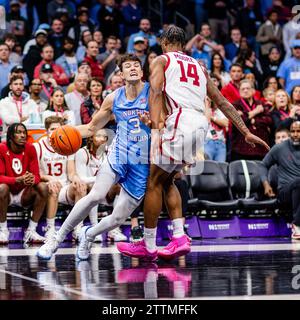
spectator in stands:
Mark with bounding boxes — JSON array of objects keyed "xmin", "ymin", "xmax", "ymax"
[
  {"xmin": 198, "ymin": 22, "xmax": 218, "ymax": 55},
  {"xmin": 65, "ymin": 73, "xmax": 89, "ymax": 125},
  {"xmin": 291, "ymin": 86, "xmax": 300, "ymax": 109},
  {"xmin": 127, "ymin": 18, "xmax": 157, "ymax": 54},
  {"xmin": 221, "ymin": 63, "xmax": 244, "ymax": 104},
  {"xmin": 23, "ymin": 23, "xmax": 50, "ymax": 56},
  {"xmin": 34, "ymin": 116, "xmax": 86, "ymax": 241},
  {"xmin": 47, "ymin": 0, "xmax": 75, "ymax": 24},
  {"xmin": 102, "ymin": 73, "xmax": 124, "ymax": 99},
  {"xmin": 0, "ymin": 43, "xmax": 16, "ymax": 94},
  {"xmin": 225, "ymin": 27, "xmax": 242, "ymax": 62},
  {"xmin": 48, "ymin": 18, "xmax": 65, "ymax": 60},
  {"xmin": 98, "ymin": 0, "xmax": 123, "ymax": 38},
  {"xmin": 209, "ymin": 52, "xmax": 230, "ymax": 87},
  {"xmin": 1, "ymin": 65, "xmax": 28, "ymax": 99},
  {"xmin": 283, "ymin": 14, "xmax": 300, "ymax": 59},
  {"xmin": 68, "ymin": 6, "xmax": 94, "ymax": 48},
  {"xmin": 204, "ymin": 96, "xmax": 228, "ymax": 162},
  {"xmin": 42, "ymin": 87, "xmax": 75, "ymax": 126},
  {"xmin": 55, "ymin": 36, "xmax": 78, "ymax": 81},
  {"xmin": 80, "ymin": 77, "xmax": 104, "ymax": 125},
  {"xmin": 274, "ymin": 127, "xmax": 290, "ymax": 145},
  {"xmin": 76, "ymin": 29, "xmax": 93, "ymax": 63},
  {"xmin": 39, "ymin": 63, "xmax": 58, "ymax": 101},
  {"xmin": 263, "ymin": 75, "xmax": 280, "ymax": 91},
  {"xmin": 277, "ymin": 39, "xmax": 300, "ymax": 95},
  {"xmin": 185, "ymin": 34, "xmax": 211, "ymax": 68},
  {"xmin": 66, "ymin": 60, "xmax": 92, "ymax": 93},
  {"xmin": 256, "ymin": 10, "xmax": 282, "ymax": 61},
  {"xmin": 18, "ymin": 0, "xmax": 40, "ymax": 34},
  {"xmin": 98, "ymin": 36, "xmax": 119, "ymax": 85},
  {"xmin": 22, "ymin": 29, "xmax": 48, "ymax": 80},
  {"xmin": 83, "ymin": 40, "xmax": 104, "ymax": 81},
  {"xmin": 93, "ymin": 30, "xmax": 105, "ymax": 54},
  {"xmin": 29, "ymin": 78, "xmax": 48, "ymax": 114},
  {"xmin": 132, "ymin": 36, "xmax": 147, "ymax": 66},
  {"xmin": 231, "ymin": 79, "xmax": 272, "ymax": 160},
  {"xmin": 34, "ymin": 44, "xmax": 69, "ymax": 87},
  {"xmin": 262, "ymin": 87, "xmax": 275, "ymax": 110},
  {"xmin": 271, "ymin": 89, "xmax": 299, "ymax": 130},
  {"xmin": 0, "ymin": 75, "xmax": 40, "ymax": 142},
  {"xmin": 244, "ymin": 71, "xmax": 262, "ymax": 101},
  {"xmin": 6, "ymin": 0, "xmax": 30, "ymax": 47},
  {"xmin": 260, "ymin": 121, "xmax": 300, "ymax": 240},
  {"xmin": 122, "ymin": 0, "xmax": 142, "ymax": 38},
  {"xmin": 205, "ymin": 0, "xmax": 229, "ymax": 43},
  {"xmin": 268, "ymin": 0, "xmax": 290, "ymax": 26},
  {"xmin": 0, "ymin": 123, "xmax": 48, "ymax": 244},
  {"xmin": 3, "ymin": 33, "xmax": 20, "ymax": 65},
  {"xmin": 143, "ymin": 51, "xmax": 157, "ymax": 82},
  {"xmin": 261, "ymin": 46, "xmax": 282, "ymax": 78}
]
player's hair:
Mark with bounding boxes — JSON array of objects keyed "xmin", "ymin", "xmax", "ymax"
[
  {"xmin": 160, "ymin": 25, "xmax": 186, "ymax": 47},
  {"xmin": 117, "ymin": 54, "xmax": 142, "ymax": 71},
  {"xmin": 6, "ymin": 123, "xmax": 27, "ymax": 150},
  {"xmin": 9, "ymin": 74, "xmax": 23, "ymax": 85},
  {"xmin": 44, "ymin": 115, "xmax": 65, "ymax": 130}
]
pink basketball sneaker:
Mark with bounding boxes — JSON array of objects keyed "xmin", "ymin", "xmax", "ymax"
[
  {"xmin": 158, "ymin": 235, "xmax": 191, "ymax": 260},
  {"xmin": 117, "ymin": 240, "xmax": 158, "ymax": 261}
]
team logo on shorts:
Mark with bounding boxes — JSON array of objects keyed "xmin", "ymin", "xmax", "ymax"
[{"xmin": 12, "ymin": 159, "xmax": 22, "ymax": 174}]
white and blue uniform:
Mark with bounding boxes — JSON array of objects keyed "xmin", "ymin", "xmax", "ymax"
[{"xmin": 108, "ymin": 83, "xmax": 151, "ymax": 200}]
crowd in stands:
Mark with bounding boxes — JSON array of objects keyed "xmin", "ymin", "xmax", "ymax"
[{"xmin": 0, "ymin": 0, "xmax": 300, "ymax": 244}]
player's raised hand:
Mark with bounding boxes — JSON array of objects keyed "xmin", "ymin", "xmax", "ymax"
[
  {"xmin": 245, "ymin": 132, "xmax": 270, "ymax": 150},
  {"xmin": 138, "ymin": 111, "xmax": 152, "ymax": 127}
]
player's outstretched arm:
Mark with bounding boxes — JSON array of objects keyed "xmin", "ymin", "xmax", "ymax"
[
  {"xmin": 149, "ymin": 56, "xmax": 165, "ymax": 129},
  {"xmin": 206, "ymin": 75, "xmax": 270, "ymax": 151},
  {"xmin": 76, "ymin": 92, "xmax": 114, "ymax": 138}
]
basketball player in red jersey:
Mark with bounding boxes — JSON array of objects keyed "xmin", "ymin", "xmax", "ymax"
[
  {"xmin": 117, "ymin": 25, "xmax": 269, "ymax": 261},
  {"xmin": 0, "ymin": 123, "xmax": 48, "ymax": 244}
]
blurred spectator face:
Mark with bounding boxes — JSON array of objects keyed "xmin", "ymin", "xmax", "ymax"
[
  {"xmin": 212, "ymin": 54, "xmax": 222, "ymax": 68},
  {"xmin": 51, "ymin": 89, "xmax": 64, "ymax": 107},
  {"xmin": 82, "ymin": 31, "xmax": 92, "ymax": 45},
  {"xmin": 63, "ymin": 39, "xmax": 75, "ymax": 54},
  {"xmin": 93, "ymin": 31, "xmax": 103, "ymax": 44},
  {"xmin": 275, "ymin": 130, "xmax": 289, "ymax": 144},
  {"xmin": 78, "ymin": 63, "xmax": 92, "ymax": 77},
  {"xmin": 211, "ymin": 76, "xmax": 221, "ymax": 88},
  {"xmin": 275, "ymin": 90, "xmax": 289, "ymax": 110},
  {"xmin": 240, "ymin": 82, "xmax": 254, "ymax": 99},
  {"xmin": 74, "ymin": 73, "xmax": 89, "ymax": 92},
  {"xmin": 245, "ymin": 72, "xmax": 256, "ymax": 85},
  {"xmin": 36, "ymin": 34, "xmax": 47, "ymax": 47},
  {"xmin": 240, "ymin": 37, "xmax": 249, "ymax": 50},
  {"xmin": 269, "ymin": 12, "xmax": 278, "ymax": 24},
  {"xmin": 229, "ymin": 66, "xmax": 243, "ymax": 82},
  {"xmin": 290, "ymin": 122, "xmax": 300, "ymax": 145},
  {"xmin": 231, "ymin": 29, "xmax": 241, "ymax": 44},
  {"xmin": 105, "ymin": 0, "xmax": 115, "ymax": 7},
  {"xmin": 5, "ymin": 37, "xmax": 15, "ymax": 51},
  {"xmin": 200, "ymin": 24, "xmax": 211, "ymax": 38},
  {"xmin": 134, "ymin": 40, "xmax": 146, "ymax": 52},
  {"xmin": 148, "ymin": 52, "xmax": 157, "ymax": 65},
  {"xmin": 52, "ymin": 19, "xmax": 64, "ymax": 34},
  {"xmin": 30, "ymin": 79, "xmax": 43, "ymax": 95},
  {"xmin": 78, "ymin": 9, "xmax": 89, "ymax": 23},
  {"xmin": 267, "ymin": 77, "xmax": 278, "ymax": 91},
  {"xmin": 87, "ymin": 41, "xmax": 99, "ymax": 58},
  {"xmin": 246, "ymin": 0, "xmax": 255, "ymax": 8},
  {"xmin": 269, "ymin": 47, "xmax": 280, "ymax": 62},
  {"xmin": 264, "ymin": 88, "xmax": 275, "ymax": 104},
  {"xmin": 10, "ymin": 3, "xmax": 20, "ymax": 13},
  {"xmin": 106, "ymin": 38, "xmax": 117, "ymax": 51},
  {"xmin": 40, "ymin": 70, "xmax": 54, "ymax": 84},
  {"xmin": 140, "ymin": 19, "xmax": 151, "ymax": 33},
  {"xmin": 90, "ymin": 79, "xmax": 103, "ymax": 97},
  {"xmin": 42, "ymin": 46, "xmax": 54, "ymax": 62},
  {"xmin": 93, "ymin": 129, "xmax": 108, "ymax": 148},
  {"xmin": 110, "ymin": 75, "xmax": 124, "ymax": 90},
  {"xmin": 292, "ymin": 46, "xmax": 300, "ymax": 59},
  {"xmin": 10, "ymin": 78, "xmax": 24, "ymax": 97},
  {"xmin": 0, "ymin": 44, "xmax": 10, "ymax": 62},
  {"xmin": 292, "ymin": 86, "xmax": 300, "ymax": 104}
]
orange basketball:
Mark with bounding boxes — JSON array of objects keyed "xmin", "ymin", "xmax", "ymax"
[{"xmin": 50, "ymin": 125, "xmax": 82, "ymax": 156}]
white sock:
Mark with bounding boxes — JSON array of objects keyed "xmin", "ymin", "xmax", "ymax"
[
  {"xmin": 46, "ymin": 218, "xmax": 55, "ymax": 228},
  {"xmin": 172, "ymin": 218, "xmax": 184, "ymax": 238},
  {"xmin": 0, "ymin": 221, "xmax": 7, "ymax": 230},
  {"xmin": 144, "ymin": 227, "xmax": 157, "ymax": 252},
  {"xmin": 28, "ymin": 220, "xmax": 37, "ymax": 231}
]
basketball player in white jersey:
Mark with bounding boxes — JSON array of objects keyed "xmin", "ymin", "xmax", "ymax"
[
  {"xmin": 117, "ymin": 25, "xmax": 270, "ymax": 261},
  {"xmin": 34, "ymin": 116, "xmax": 86, "ymax": 240}
]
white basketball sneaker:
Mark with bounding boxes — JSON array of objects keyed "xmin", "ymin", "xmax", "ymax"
[
  {"xmin": 44, "ymin": 225, "xmax": 56, "ymax": 240},
  {"xmin": 23, "ymin": 229, "xmax": 45, "ymax": 244},
  {"xmin": 37, "ymin": 234, "xmax": 60, "ymax": 260},
  {"xmin": 108, "ymin": 227, "xmax": 127, "ymax": 242},
  {"xmin": 77, "ymin": 226, "xmax": 93, "ymax": 260},
  {"xmin": 94, "ymin": 234, "xmax": 103, "ymax": 243},
  {"xmin": 0, "ymin": 228, "xmax": 9, "ymax": 244}
]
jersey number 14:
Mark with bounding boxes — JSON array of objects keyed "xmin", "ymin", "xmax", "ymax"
[{"xmin": 177, "ymin": 61, "xmax": 200, "ymax": 86}]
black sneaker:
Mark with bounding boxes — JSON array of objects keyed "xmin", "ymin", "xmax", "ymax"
[{"xmin": 130, "ymin": 226, "xmax": 144, "ymax": 242}]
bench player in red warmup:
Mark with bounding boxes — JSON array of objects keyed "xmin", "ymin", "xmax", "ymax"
[{"xmin": 117, "ymin": 25, "xmax": 269, "ymax": 261}]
